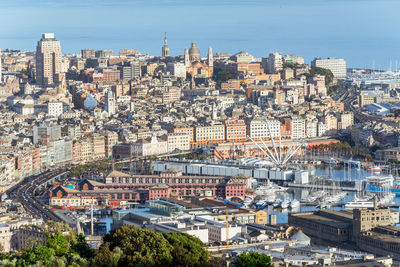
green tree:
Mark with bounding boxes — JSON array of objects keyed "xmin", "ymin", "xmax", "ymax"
[
  {"xmin": 103, "ymin": 225, "xmax": 173, "ymax": 267},
  {"xmin": 71, "ymin": 233, "xmax": 94, "ymax": 259},
  {"xmin": 231, "ymin": 251, "xmax": 272, "ymax": 267},
  {"xmin": 46, "ymin": 232, "xmax": 70, "ymax": 256},
  {"xmin": 213, "ymin": 68, "xmax": 235, "ymax": 85},
  {"xmin": 92, "ymin": 244, "xmax": 122, "ymax": 267},
  {"xmin": 309, "ymin": 66, "xmax": 334, "ymax": 86},
  {"xmin": 163, "ymin": 232, "xmax": 209, "ymax": 267},
  {"xmin": 19, "ymin": 245, "xmax": 54, "ymax": 266}
]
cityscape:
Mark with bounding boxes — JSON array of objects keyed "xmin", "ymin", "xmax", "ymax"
[{"xmin": 1, "ymin": 2, "xmax": 400, "ymax": 267}]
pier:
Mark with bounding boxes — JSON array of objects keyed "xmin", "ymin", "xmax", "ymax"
[{"xmin": 287, "ymin": 182, "xmax": 358, "ymax": 192}]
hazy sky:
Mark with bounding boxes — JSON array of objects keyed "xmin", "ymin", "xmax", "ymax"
[{"xmin": 1, "ymin": 0, "xmax": 400, "ymax": 68}]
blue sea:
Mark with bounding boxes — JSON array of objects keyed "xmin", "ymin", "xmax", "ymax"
[{"xmin": 1, "ymin": 0, "xmax": 400, "ymax": 68}]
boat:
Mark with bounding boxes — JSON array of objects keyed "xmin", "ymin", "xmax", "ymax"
[
  {"xmin": 281, "ymin": 199, "xmax": 289, "ymax": 209},
  {"xmin": 289, "ymin": 199, "xmax": 300, "ymax": 209},
  {"xmin": 344, "ymin": 200, "xmax": 374, "ymax": 209},
  {"xmin": 367, "ymin": 166, "xmax": 383, "ymax": 172},
  {"xmin": 255, "ymin": 200, "xmax": 267, "ymax": 209}
]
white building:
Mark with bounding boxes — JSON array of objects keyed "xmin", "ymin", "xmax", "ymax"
[
  {"xmin": 105, "ymin": 89, "xmax": 116, "ymax": 116},
  {"xmin": 317, "ymin": 121, "xmax": 327, "ymax": 137},
  {"xmin": 305, "ymin": 119, "xmax": 318, "ymax": 138},
  {"xmin": 167, "ymin": 133, "xmax": 191, "ymax": 152},
  {"xmin": 166, "ymin": 62, "xmax": 186, "ymax": 79},
  {"xmin": 248, "ymin": 119, "xmax": 281, "ymax": 139},
  {"xmin": 264, "ymin": 52, "xmax": 283, "ymax": 74},
  {"xmin": 132, "ymin": 136, "xmax": 168, "ymax": 156},
  {"xmin": 311, "ymin": 58, "xmax": 347, "ymax": 79},
  {"xmin": 291, "ymin": 117, "xmax": 305, "ymax": 139},
  {"xmin": 47, "ymin": 102, "xmax": 63, "ymax": 117}
]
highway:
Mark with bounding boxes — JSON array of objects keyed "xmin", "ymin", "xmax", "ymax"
[{"xmin": 7, "ymin": 169, "xmax": 68, "ymax": 222}]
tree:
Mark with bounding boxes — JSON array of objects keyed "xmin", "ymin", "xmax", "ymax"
[
  {"xmin": 19, "ymin": 245, "xmax": 55, "ymax": 266},
  {"xmin": 308, "ymin": 66, "xmax": 334, "ymax": 87},
  {"xmin": 93, "ymin": 244, "xmax": 122, "ymax": 267},
  {"xmin": 163, "ymin": 232, "xmax": 209, "ymax": 267},
  {"xmin": 231, "ymin": 251, "xmax": 272, "ymax": 267},
  {"xmin": 46, "ymin": 232, "xmax": 70, "ymax": 256},
  {"xmin": 103, "ymin": 225, "xmax": 173, "ymax": 267},
  {"xmin": 213, "ymin": 68, "xmax": 235, "ymax": 85},
  {"xmin": 71, "ymin": 233, "xmax": 94, "ymax": 259}
]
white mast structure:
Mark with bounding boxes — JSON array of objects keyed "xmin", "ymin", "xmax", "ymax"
[{"xmin": 248, "ymin": 118, "xmax": 304, "ymax": 167}]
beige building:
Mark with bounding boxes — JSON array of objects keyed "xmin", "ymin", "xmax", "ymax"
[
  {"xmin": 324, "ymin": 114, "xmax": 338, "ymax": 135},
  {"xmin": 167, "ymin": 133, "xmax": 191, "ymax": 152},
  {"xmin": 104, "ymin": 131, "xmax": 118, "ymax": 158},
  {"xmin": 36, "ymin": 33, "xmax": 62, "ymax": 87},
  {"xmin": 0, "ymin": 217, "xmax": 43, "ymax": 252},
  {"xmin": 195, "ymin": 124, "xmax": 225, "ymax": 145},
  {"xmin": 132, "ymin": 136, "xmax": 168, "ymax": 156},
  {"xmin": 339, "ymin": 112, "xmax": 354, "ymax": 132},
  {"xmin": 91, "ymin": 134, "xmax": 105, "ymax": 159}
]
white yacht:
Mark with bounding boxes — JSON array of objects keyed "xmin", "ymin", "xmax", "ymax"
[
  {"xmin": 290, "ymin": 199, "xmax": 300, "ymax": 209},
  {"xmin": 344, "ymin": 201, "xmax": 374, "ymax": 209},
  {"xmin": 281, "ymin": 199, "xmax": 290, "ymax": 209}
]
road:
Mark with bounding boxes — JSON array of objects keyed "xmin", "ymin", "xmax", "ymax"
[{"xmin": 7, "ymin": 169, "xmax": 68, "ymax": 222}]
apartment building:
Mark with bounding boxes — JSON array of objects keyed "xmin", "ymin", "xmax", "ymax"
[
  {"xmin": 225, "ymin": 119, "xmax": 247, "ymax": 142},
  {"xmin": 311, "ymin": 58, "xmax": 346, "ymax": 79},
  {"xmin": 167, "ymin": 133, "xmax": 191, "ymax": 152},
  {"xmin": 195, "ymin": 124, "xmax": 225, "ymax": 145},
  {"xmin": 248, "ymin": 119, "xmax": 281, "ymax": 140},
  {"xmin": 291, "ymin": 117, "xmax": 305, "ymax": 139}
]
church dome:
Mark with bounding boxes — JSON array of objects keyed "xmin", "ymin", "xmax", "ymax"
[{"xmin": 189, "ymin": 41, "xmax": 200, "ymax": 61}]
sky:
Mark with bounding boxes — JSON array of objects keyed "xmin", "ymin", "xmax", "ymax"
[{"xmin": 1, "ymin": 0, "xmax": 400, "ymax": 68}]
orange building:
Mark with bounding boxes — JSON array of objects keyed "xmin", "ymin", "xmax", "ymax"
[
  {"xmin": 225, "ymin": 119, "xmax": 247, "ymax": 142},
  {"xmin": 186, "ymin": 62, "xmax": 213, "ymax": 78}
]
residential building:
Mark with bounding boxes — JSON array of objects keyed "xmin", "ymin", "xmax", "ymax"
[
  {"xmin": 35, "ymin": 33, "xmax": 62, "ymax": 87},
  {"xmin": 225, "ymin": 119, "xmax": 247, "ymax": 142},
  {"xmin": 311, "ymin": 58, "xmax": 347, "ymax": 79},
  {"xmin": 195, "ymin": 124, "xmax": 225, "ymax": 145}
]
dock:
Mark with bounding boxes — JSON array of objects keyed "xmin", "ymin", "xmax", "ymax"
[{"xmin": 287, "ymin": 183, "xmax": 358, "ymax": 192}]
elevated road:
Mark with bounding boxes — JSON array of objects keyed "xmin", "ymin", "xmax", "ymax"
[{"xmin": 7, "ymin": 170, "xmax": 68, "ymax": 222}]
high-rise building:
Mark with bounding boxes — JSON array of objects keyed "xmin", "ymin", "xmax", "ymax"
[
  {"xmin": 95, "ymin": 50, "xmax": 114, "ymax": 58},
  {"xmin": 264, "ymin": 52, "xmax": 283, "ymax": 74},
  {"xmin": 35, "ymin": 33, "xmax": 62, "ymax": 87},
  {"xmin": 81, "ymin": 49, "xmax": 95, "ymax": 59},
  {"xmin": 162, "ymin": 33, "xmax": 170, "ymax": 57},
  {"xmin": 189, "ymin": 41, "xmax": 200, "ymax": 62},
  {"xmin": 311, "ymin": 58, "xmax": 347, "ymax": 79},
  {"xmin": 105, "ymin": 89, "xmax": 116, "ymax": 116}
]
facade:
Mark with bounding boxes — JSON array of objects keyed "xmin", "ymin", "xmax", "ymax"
[
  {"xmin": 81, "ymin": 49, "xmax": 95, "ymax": 59},
  {"xmin": 248, "ymin": 119, "xmax": 281, "ymax": 140},
  {"xmin": 311, "ymin": 58, "xmax": 347, "ymax": 79},
  {"xmin": 167, "ymin": 133, "xmax": 191, "ymax": 152},
  {"xmin": 105, "ymin": 89, "xmax": 116, "ymax": 116},
  {"xmin": 264, "ymin": 52, "xmax": 283, "ymax": 74},
  {"xmin": 35, "ymin": 33, "xmax": 62, "ymax": 87},
  {"xmin": 47, "ymin": 102, "xmax": 63, "ymax": 117},
  {"xmin": 195, "ymin": 124, "xmax": 225, "ymax": 145},
  {"xmin": 225, "ymin": 119, "xmax": 247, "ymax": 142},
  {"xmin": 291, "ymin": 117, "xmax": 305, "ymax": 139},
  {"xmin": 132, "ymin": 136, "xmax": 168, "ymax": 156}
]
